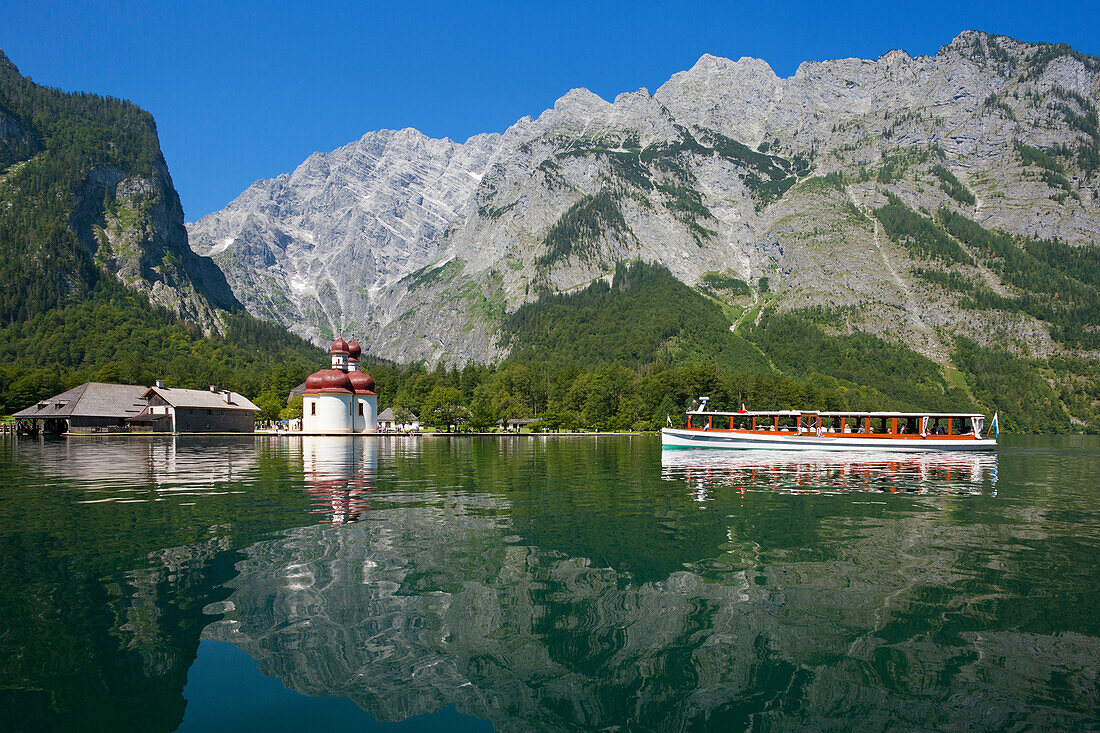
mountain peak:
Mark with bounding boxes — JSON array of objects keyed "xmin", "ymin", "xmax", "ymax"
[
  {"xmin": 553, "ymin": 88, "xmax": 609, "ymax": 111},
  {"xmin": 687, "ymin": 53, "xmax": 778, "ymax": 79},
  {"xmin": 614, "ymin": 87, "xmax": 650, "ymax": 101},
  {"xmin": 190, "ymin": 30, "xmax": 1100, "ymax": 386}
]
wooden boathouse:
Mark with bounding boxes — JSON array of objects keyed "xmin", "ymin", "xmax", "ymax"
[{"xmin": 12, "ymin": 382, "xmax": 259, "ymax": 434}]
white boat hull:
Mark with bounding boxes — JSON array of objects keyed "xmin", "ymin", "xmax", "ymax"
[{"xmin": 661, "ymin": 427, "xmax": 996, "ymax": 452}]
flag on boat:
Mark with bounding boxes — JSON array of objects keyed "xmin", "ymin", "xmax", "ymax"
[{"xmin": 992, "ymin": 412, "xmax": 999, "ymax": 439}]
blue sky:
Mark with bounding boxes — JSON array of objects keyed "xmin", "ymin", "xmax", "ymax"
[{"xmin": 3, "ymin": 0, "xmax": 1098, "ymax": 220}]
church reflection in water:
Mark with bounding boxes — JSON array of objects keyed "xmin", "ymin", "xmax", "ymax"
[{"xmin": 300, "ymin": 436, "xmax": 379, "ymax": 524}]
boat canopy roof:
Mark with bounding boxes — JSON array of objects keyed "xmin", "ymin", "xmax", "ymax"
[{"xmin": 687, "ymin": 409, "xmax": 985, "ymax": 419}]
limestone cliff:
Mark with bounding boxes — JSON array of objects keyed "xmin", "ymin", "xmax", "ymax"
[{"xmin": 188, "ymin": 32, "xmax": 1100, "ymax": 363}]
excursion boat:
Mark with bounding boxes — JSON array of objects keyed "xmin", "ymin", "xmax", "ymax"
[{"xmin": 661, "ymin": 399, "xmax": 997, "ymax": 452}]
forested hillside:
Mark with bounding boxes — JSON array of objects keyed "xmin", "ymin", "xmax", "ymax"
[
  {"xmin": 355, "ymin": 260, "xmax": 1094, "ymax": 434},
  {"xmin": 0, "ymin": 51, "xmax": 324, "ymax": 411},
  {"xmin": 0, "ymin": 280, "xmax": 323, "ymax": 415},
  {"xmin": 505, "ymin": 262, "xmax": 770, "ymax": 372}
]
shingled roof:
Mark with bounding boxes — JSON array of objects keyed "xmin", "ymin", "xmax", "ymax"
[
  {"xmin": 142, "ymin": 386, "xmax": 259, "ymax": 412},
  {"xmin": 12, "ymin": 383, "xmax": 149, "ymax": 419},
  {"xmin": 377, "ymin": 408, "xmax": 419, "ymax": 422}
]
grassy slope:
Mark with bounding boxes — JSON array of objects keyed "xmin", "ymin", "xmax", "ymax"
[{"xmin": 502, "ymin": 260, "xmax": 1092, "ymax": 433}]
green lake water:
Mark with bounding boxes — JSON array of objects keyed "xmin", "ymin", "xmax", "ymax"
[{"xmin": 1, "ymin": 434, "xmax": 1097, "ymax": 731}]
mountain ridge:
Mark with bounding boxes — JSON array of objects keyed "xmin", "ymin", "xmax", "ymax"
[
  {"xmin": 189, "ymin": 31, "xmax": 1100, "ymax": 367},
  {"xmin": 0, "ymin": 50, "xmax": 240, "ymax": 330}
]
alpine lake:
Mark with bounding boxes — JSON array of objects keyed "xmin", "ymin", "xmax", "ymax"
[{"xmin": 1, "ymin": 433, "xmax": 1098, "ymax": 732}]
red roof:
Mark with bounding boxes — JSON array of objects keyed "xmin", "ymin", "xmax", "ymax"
[
  {"xmin": 348, "ymin": 370, "xmax": 375, "ymax": 394},
  {"xmin": 303, "ymin": 369, "xmax": 353, "ymax": 393},
  {"xmin": 330, "ymin": 338, "xmax": 350, "ymax": 354},
  {"xmin": 347, "ymin": 340, "xmax": 362, "ymax": 360}
]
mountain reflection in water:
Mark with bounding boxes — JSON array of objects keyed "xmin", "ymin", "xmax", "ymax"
[
  {"xmin": 1, "ymin": 435, "xmax": 1097, "ymax": 732},
  {"xmin": 199, "ymin": 438, "xmax": 1095, "ymax": 731}
]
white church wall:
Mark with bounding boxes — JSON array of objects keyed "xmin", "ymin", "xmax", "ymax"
[{"xmin": 304, "ymin": 393, "xmax": 353, "ymax": 434}]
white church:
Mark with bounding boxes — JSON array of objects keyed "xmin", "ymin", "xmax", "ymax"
[{"xmin": 301, "ymin": 338, "xmax": 379, "ymax": 434}]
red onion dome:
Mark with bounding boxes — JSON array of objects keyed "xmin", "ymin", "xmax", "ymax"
[
  {"xmin": 304, "ymin": 369, "xmax": 353, "ymax": 392},
  {"xmin": 330, "ymin": 337, "xmax": 350, "ymax": 354},
  {"xmin": 304, "ymin": 371, "xmax": 325, "ymax": 391},
  {"xmin": 347, "ymin": 340, "xmax": 362, "ymax": 360},
  {"xmin": 348, "ymin": 370, "xmax": 376, "ymax": 393}
]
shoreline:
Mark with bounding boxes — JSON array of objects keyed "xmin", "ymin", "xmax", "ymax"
[{"xmin": 47, "ymin": 430, "xmax": 654, "ymax": 438}]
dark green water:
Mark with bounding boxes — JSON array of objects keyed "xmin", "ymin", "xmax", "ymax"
[{"xmin": 1, "ymin": 434, "xmax": 1098, "ymax": 732}]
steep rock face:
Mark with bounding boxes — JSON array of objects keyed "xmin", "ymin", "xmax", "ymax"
[
  {"xmin": 188, "ymin": 128, "xmax": 501, "ymax": 342},
  {"xmin": 86, "ymin": 163, "xmax": 240, "ymax": 328},
  {"xmin": 0, "ymin": 50, "xmax": 238, "ymax": 331},
  {"xmin": 190, "ymin": 31, "xmax": 1100, "ymax": 364}
]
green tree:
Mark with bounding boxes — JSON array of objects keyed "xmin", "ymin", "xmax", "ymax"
[
  {"xmin": 422, "ymin": 386, "xmax": 469, "ymax": 432},
  {"xmin": 280, "ymin": 395, "xmax": 303, "ymax": 421},
  {"xmin": 255, "ymin": 392, "xmax": 284, "ymax": 422},
  {"xmin": 392, "ymin": 406, "xmax": 417, "ymax": 430},
  {"xmin": 468, "ymin": 400, "xmax": 498, "ymax": 432}
]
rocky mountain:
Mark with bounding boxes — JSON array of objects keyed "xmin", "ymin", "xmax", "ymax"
[
  {"xmin": 0, "ymin": 50, "xmax": 238, "ymax": 331},
  {"xmin": 188, "ymin": 31, "xmax": 1100, "ymax": 367}
]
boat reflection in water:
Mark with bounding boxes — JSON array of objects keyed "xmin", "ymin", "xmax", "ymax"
[
  {"xmin": 661, "ymin": 449, "xmax": 998, "ymax": 497},
  {"xmin": 300, "ymin": 436, "xmax": 379, "ymax": 524}
]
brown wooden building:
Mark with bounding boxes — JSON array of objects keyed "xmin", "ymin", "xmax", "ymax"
[
  {"xmin": 131, "ymin": 386, "xmax": 258, "ymax": 433},
  {"xmin": 13, "ymin": 383, "xmax": 259, "ymax": 434}
]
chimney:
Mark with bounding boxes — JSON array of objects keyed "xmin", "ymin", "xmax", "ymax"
[
  {"xmin": 222, "ymin": 390, "xmax": 232, "ymax": 404},
  {"xmin": 209, "ymin": 385, "xmax": 218, "ymax": 393},
  {"xmin": 155, "ymin": 379, "xmax": 165, "ymax": 389}
]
